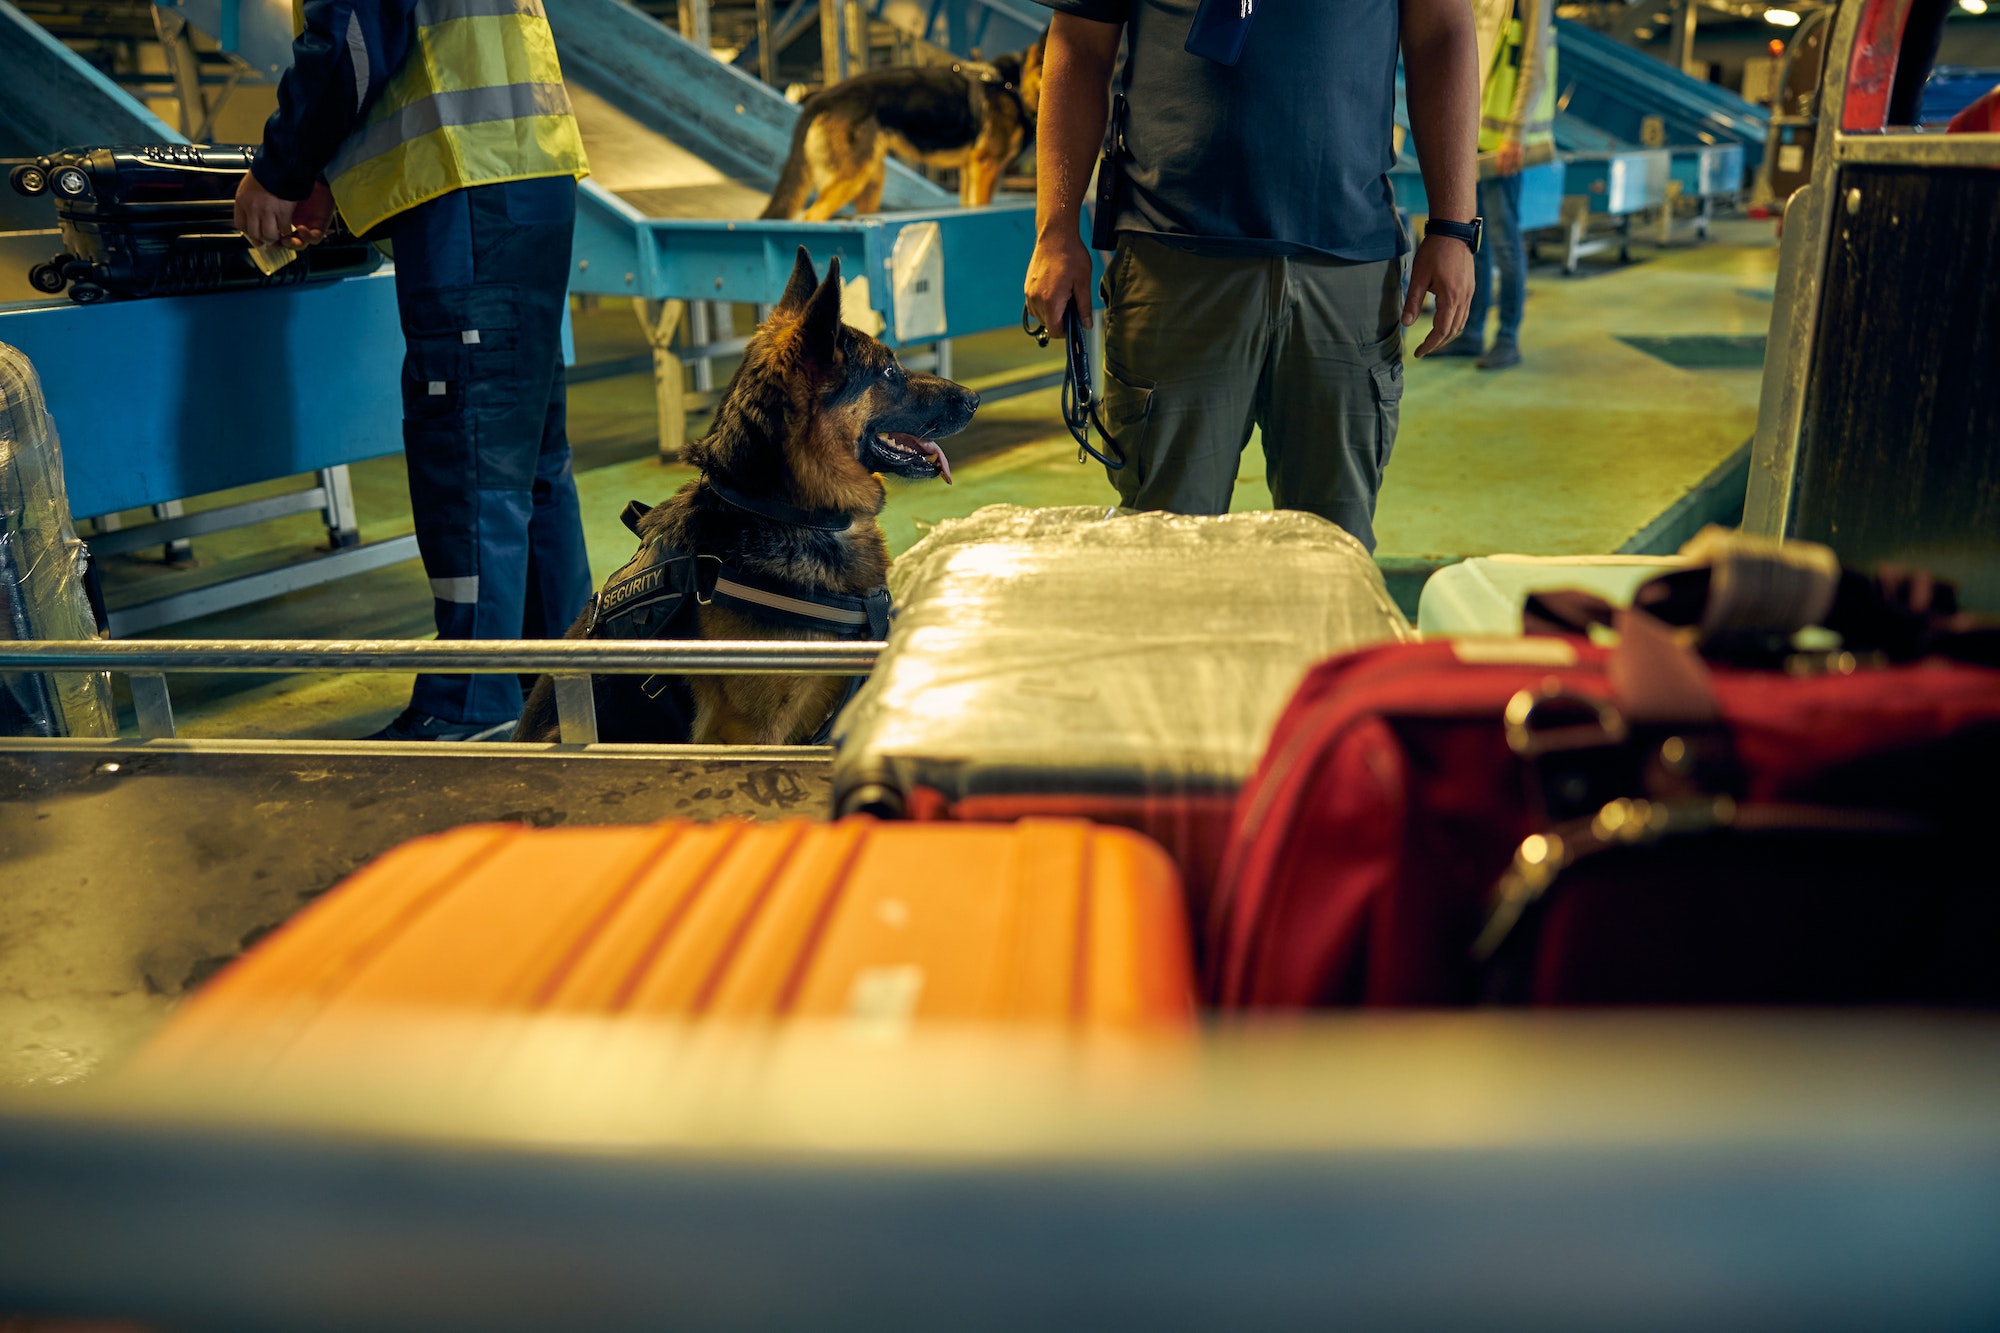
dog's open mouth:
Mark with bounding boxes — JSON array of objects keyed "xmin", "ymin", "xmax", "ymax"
[{"xmin": 868, "ymin": 431, "xmax": 953, "ymax": 484}]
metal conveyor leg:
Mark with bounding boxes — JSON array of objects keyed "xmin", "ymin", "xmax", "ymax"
[
  {"xmin": 553, "ymin": 675, "xmax": 599, "ymax": 745},
  {"xmin": 636, "ymin": 298, "xmax": 690, "ymax": 462},
  {"xmin": 690, "ymin": 302, "xmax": 715, "ymax": 393},
  {"xmin": 129, "ymin": 673, "xmax": 176, "ymax": 740},
  {"xmin": 319, "ymin": 466, "xmax": 361, "ymax": 550}
]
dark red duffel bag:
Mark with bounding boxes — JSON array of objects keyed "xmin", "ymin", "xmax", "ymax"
[{"xmin": 1206, "ymin": 603, "xmax": 2000, "ymax": 1009}]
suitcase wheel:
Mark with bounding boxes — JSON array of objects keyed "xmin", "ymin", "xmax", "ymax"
[
  {"xmin": 27, "ymin": 262, "xmax": 66, "ymax": 295},
  {"xmin": 8, "ymin": 163, "xmax": 48, "ymax": 196},
  {"xmin": 67, "ymin": 283, "xmax": 106, "ymax": 305}
]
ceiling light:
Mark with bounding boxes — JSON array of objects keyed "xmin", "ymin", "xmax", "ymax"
[
  {"xmin": 1764, "ymin": 8, "xmax": 1802, "ymax": 24},
  {"xmin": 1962, "ymin": 0, "xmax": 1989, "ymax": 14}
]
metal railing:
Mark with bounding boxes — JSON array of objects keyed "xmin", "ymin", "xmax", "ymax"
[{"xmin": 0, "ymin": 639, "xmax": 886, "ymax": 746}]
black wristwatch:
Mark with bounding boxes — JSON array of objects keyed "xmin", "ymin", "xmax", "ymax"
[{"xmin": 1425, "ymin": 216, "xmax": 1484, "ymax": 255}]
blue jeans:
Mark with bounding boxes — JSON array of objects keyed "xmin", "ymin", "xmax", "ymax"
[
  {"xmin": 387, "ymin": 177, "xmax": 593, "ymax": 724},
  {"xmin": 1466, "ymin": 172, "xmax": 1526, "ymax": 345}
]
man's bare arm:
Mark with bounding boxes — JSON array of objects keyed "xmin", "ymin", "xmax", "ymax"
[
  {"xmin": 1399, "ymin": 0, "xmax": 1481, "ymax": 354},
  {"xmin": 1024, "ymin": 12, "xmax": 1121, "ymax": 335}
]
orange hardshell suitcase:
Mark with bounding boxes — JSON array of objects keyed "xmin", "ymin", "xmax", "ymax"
[{"xmin": 148, "ymin": 817, "xmax": 1195, "ymax": 1066}]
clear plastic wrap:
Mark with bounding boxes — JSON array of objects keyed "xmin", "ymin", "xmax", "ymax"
[
  {"xmin": 1, "ymin": 341, "xmax": 114, "ymax": 738},
  {"xmin": 832, "ymin": 506, "xmax": 1412, "ymax": 894}
]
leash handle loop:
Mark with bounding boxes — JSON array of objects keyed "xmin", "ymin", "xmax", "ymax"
[{"xmin": 1061, "ymin": 302, "xmax": 1125, "ymax": 471}]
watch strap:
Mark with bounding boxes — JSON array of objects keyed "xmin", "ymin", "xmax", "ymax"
[{"xmin": 1426, "ymin": 216, "xmax": 1484, "ymax": 255}]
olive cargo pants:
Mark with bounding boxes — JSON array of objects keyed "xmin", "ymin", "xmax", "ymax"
[{"xmin": 1097, "ymin": 234, "xmax": 1406, "ymax": 552}]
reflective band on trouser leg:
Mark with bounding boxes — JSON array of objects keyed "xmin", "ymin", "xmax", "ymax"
[
  {"xmin": 412, "ymin": 489, "xmax": 534, "ymax": 724},
  {"xmin": 324, "ymin": 0, "xmax": 587, "ymax": 237},
  {"xmin": 430, "ymin": 576, "xmax": 480, "ymax": 603}
]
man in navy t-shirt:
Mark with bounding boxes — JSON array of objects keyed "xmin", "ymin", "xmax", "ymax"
[{"xmin": 1024, "ymin": 0, "xmax": 1480, "ymax": 552}]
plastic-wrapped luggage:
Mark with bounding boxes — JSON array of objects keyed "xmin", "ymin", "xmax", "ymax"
[
  {"xmin": 145, "ymin": 817, "xmax": 1196, "ymax": 1071},
  {"xmin": 1210, "ymin": 536, "xmax": 2000, "ymax": 1008},
  {"xmin": 9, "ymin": 145, "xmax": 379, "ymax": 303},
  {"xmin": 0, "ymin": 341, "xmax": 111, "ymax": 737},
  {"xmin": 831, "ymin": 506, "xmax": 1414, "ymax": 912}
]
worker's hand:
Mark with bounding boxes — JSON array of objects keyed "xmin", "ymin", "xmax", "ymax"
[
  {"xmin": 1496, "ymin": 138, "xmax": 1524, "ymax": 176},
  {"xmin": 234, "ymin": 171, "xmax": 298, "ymax": 247},
  {"xmin": 1025, "ymin": 226, "xmax": 1095, "ymax": 337},
  {"xmin": 1403, "ymin": 234, "xmax": 1475, "ymax": 357},
  {"xmin": 289, "ymin": 180, "xmax": 335, "ymax": 249}
]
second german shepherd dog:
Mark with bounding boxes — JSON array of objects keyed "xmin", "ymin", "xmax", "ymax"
[
  {"xmin": 515, "ymin": 248, "xmax": 977, "ymax": 746},
  {"xmin": 760, "ymin": 44, "xmax": 1045, "ymax": 220}
]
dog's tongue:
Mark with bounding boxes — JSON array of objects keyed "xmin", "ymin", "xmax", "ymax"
[{"xmin": 895, "ymin": 433, "xmax": 952, "ymax": 484}]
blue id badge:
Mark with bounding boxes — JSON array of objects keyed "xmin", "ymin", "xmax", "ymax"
[{"xmin": 1184, "ymin": 0, "xmax": 1255, "ymax": 66}]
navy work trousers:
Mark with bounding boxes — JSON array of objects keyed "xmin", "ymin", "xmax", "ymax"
[
  {"xmin": 1466, "ymin": 171, "xmax": 1526, "ymax": 345},
  {"xmin": 387, "ymin": 176, "xmax": 593, "ymax": 725}
]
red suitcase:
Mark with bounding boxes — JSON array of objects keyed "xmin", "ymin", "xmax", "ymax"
[{"xmin": 1207, "ymin": 626, "xmax": 2000, "ymax": 1008}]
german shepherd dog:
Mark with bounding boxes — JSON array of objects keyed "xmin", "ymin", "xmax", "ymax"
[
  {"xmin": 760, "ymin": 43, "xmax": 1045, "ymax": 220},
  {"xmin": 515, "ymin": 248, "xmax": 976, "ymax": 746}
]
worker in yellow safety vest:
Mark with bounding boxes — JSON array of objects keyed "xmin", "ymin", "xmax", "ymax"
[
  {"xmin": 234, "ymin": 0, "xmax": 594, "ymax": 741},
  {"xmin": 1438, "ymin": 0, "xmax": 1557, "ymax": 369}
]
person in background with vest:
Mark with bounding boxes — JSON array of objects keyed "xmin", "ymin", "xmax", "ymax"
[
  {"xmin": 1439, "ymin": 0, "xmax": 1555, "ymax": 370},
  {"xmin": 234, "ymin": 0, "xmax": 593, "ymax": 741}
]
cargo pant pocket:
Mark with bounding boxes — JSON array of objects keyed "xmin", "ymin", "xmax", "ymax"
[
  {"xmin": 1100, "ymin": 361, "xmax": 1155, "ymax": 487},
  {"xmin": 1369, "ymin": 353, "xmax": 1404, "ymax": 474},
  {"xmin": 403, "ymin": 285, "xmax": 532, "ymax": 488},
  {"xmin": 403, "ymin": 287, "xmax": 522, "ymax": 397}
]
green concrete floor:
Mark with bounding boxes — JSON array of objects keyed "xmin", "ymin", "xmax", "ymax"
[{"xmin": 90, "ymin": 219, "xmax": 1776, "ymax": 740}]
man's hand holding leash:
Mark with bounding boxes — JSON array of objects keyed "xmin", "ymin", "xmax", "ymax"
[{"xmin": 1026, "ymin": 229, "xmax": 1096, "ymax": 339}]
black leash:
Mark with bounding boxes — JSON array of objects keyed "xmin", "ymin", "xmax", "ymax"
[{"xmin": 1022, "ymin": 300, "xmax": 1125, "ymax": 471}]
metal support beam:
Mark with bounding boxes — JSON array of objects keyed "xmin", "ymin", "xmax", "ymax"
[
  {"xmin": 1673, "ymin": 0, "xmax": 1700, "ymax": 79},
  {"xmin": 755, "ymin": 0, "xmax": 776, "ymax": 83},
  {"xmin": 152, "ymin": 501, "xmax": 194, "ymax": 565},
  {"xmin": 636, "ymin": 298, "xmax": 690, "ymax": 461},
  {"xmin": 104, "ymin": 536, "xmax": 421, "ymax": 637},
  {"xmin": 0, "ymin": 640, "xmax": 885, "ymax": 676},
  {"xmin": 689, "ymin": 302, "xmax": 715, "ymax": 393},
  {"xmin": 677, "ymin": 0, "xmax": 712, "ymax": 51},
  {"xmin": 319, "ymin": 466, "xmax": 361, "ymax": 549},
  {"xmin": 129, "ymin": 673, "xmax": 176, "ymax": 740},
  {"xmin": 88, "ymin": 487, "xmax": 329, "ymax": 559},
  {"xmin": 846, "ymin": 0, "xmax": 869, "ymax": 73},
  {"xmin": 820, "ymin": 0, "xmax": 847, "ymax": 83},
  {"xmin": 152, "ymin": 5, "xmax": 215, "ymax": 141},
  {"xmin": 553, "ymin": 676, "xmax": 601, "ymax": 745}
]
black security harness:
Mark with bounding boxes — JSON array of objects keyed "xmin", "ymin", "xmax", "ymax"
[{"xmin": 580, "ymin": 484, "xmax": 891, "ymax": 745}]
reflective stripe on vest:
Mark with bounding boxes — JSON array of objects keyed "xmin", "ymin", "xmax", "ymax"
[
  {"xmin": 1479, "ymin": 18, "xmax": 1559, "ymax": 154},
  {"xmin": 326, "ymin": 0, "xmax": 588, "ymax": 236}
]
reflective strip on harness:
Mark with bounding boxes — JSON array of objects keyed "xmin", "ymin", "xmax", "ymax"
[{"xmin": 713, "ymin": 575, "xmax": 871, "ymax": 627}]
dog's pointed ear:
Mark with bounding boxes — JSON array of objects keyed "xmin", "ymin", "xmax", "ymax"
[
  {"xmin": 777, "ymin": 246, "xmax": 818, "ymax": 315},
  {"xmin": 799, "ymin": 254, "xmax": 845, "ymax": 360}
]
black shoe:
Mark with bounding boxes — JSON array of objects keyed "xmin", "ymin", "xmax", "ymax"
[
  {"xmin": 362, "ymin": 708, "xmax": 518, "ymax": 742},
  {"xmin": 1477, "ymin": 339, "xmax": 1522, "ymax": 370},
  {"xmin": 1433, "ymin": 334, "xmax": 1485, "ymax": 358}
]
